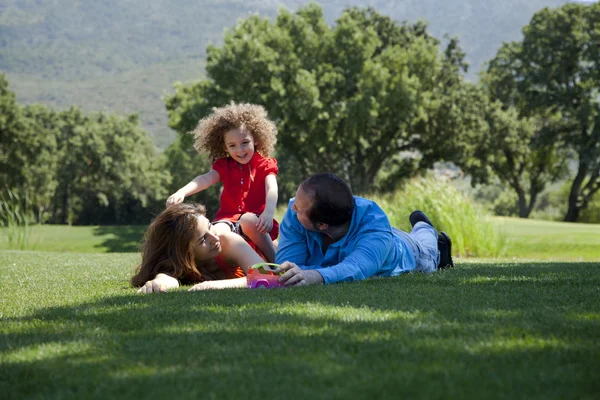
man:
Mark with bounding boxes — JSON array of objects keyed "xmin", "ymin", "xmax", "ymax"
[{"xmin": 275, "ymin": 173, "xmax": 454, "ymax": 286}]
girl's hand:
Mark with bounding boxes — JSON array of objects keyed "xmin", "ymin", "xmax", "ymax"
[
  {"xmin": 256, "ymin": 211, "xmax": 273, "ymax": 234},
  {"xmin": 166, "ymin": 191, "xmax": 185, "ymax": 206}
]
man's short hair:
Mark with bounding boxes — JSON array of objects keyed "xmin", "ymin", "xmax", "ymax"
[{"xmin": 300, "ymin": 173, "xmax": 355, "ymax": 226}]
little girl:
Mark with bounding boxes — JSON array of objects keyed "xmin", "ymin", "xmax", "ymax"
[{"xmin": 166, "ymin": 103, "xmax": 279, "ymax": 262}]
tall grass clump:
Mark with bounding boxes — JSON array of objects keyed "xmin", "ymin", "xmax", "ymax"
[
  {"xmin": 370, "ymin": 176, "xmax": 505, "ymax": 257},
  {"xmin": 0, "ymin": 189, "xmax": 37, "ymax": 250}
]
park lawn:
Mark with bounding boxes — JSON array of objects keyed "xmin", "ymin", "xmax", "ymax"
[
  {"xmin": 0, "ymin": 224, "xmax": 146, "ymax": 253},
  {"xmin": 1, "ymin": 250, "xmax": 599, "ymax": 399},
  {"xmin": 1, "ymin": 217, "xmax": 598, "ymax": 261},
  {"xmin": 492, "ymin": 217, "xmax": 600, "ymax": 261}
]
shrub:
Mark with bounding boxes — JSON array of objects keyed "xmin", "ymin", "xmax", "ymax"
[{"xmin": 369, "ymin": 176, "xmax": 505, "ymax": 257}]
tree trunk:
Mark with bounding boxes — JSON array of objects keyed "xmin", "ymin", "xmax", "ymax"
[
  {"xmin": 60, "ymin": 185, "xmax": 70, "ymax": 225},
  {"xmin": 564, "ymin": 163, "xmax": 587, "ymax": 222},
  {"xmin": 517, "ymin": 187, "xmax": 529, "ymax": 218}
]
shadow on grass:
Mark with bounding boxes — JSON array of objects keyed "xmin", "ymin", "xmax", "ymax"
[
  {"xmin": 2, "ymin": 262, "xmax": 600, "ymax": 399},
  {"xmin": 92, "ymin": 225, "xmax": 146, "ymax": 253}
]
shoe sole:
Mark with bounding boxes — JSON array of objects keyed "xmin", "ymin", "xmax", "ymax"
[{"xmin": 439, "ymin": 231, "xmax": 454, "ymax": 269}]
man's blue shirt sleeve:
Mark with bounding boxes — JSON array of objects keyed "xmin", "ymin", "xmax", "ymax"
[
  {"xmin": 314, "ymin": 229, "xmax": 394, "ymax": 284},
  {"xmin": 275, "ymin": 200, "xmax": 310, "ymax": 266}
]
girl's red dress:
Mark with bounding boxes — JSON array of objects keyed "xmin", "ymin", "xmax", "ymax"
[{"xmin": 211, "ymin": 152, "xmax": 279, "ymax": 240}]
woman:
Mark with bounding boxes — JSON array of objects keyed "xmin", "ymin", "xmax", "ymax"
[{"xmin": 131, "ymin": 202, "xmax": 265, "ymax": 293}]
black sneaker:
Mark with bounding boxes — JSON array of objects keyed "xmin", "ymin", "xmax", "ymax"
[
  {"xmin": 437, "ymin": 231, "xmax": 455, "ymax": 269},
  {"xmin": 409, "ymin": 210, "xmax": 433, "ymax": 227}
]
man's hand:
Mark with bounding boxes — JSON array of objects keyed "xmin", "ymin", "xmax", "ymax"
[{"xmin": 277, "ymin": 262, "xmax": 324, "ymax": 286}]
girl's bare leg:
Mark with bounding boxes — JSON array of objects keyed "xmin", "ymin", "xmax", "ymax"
[{"xmin": 238, "ymin": 213, "xmax": 276, "ymax": 262}]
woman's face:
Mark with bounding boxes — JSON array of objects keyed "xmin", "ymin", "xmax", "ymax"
[{"xmin": 192, "ymin": 215, "xmax": 222, "ymax": 261}]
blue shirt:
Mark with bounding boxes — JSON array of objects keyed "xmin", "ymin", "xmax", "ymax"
[{"xmin": 275, "ymin": 196, "xmax": 416, "ymax": 284}]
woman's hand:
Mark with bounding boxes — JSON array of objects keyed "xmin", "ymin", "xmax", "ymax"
[
  {"xmin": 138, "ymin": 273, "xmax": 179, "ymax": 294},
  {"xmin": 256, "ymin": 211, "xmax": 273, "ymax": 234}
]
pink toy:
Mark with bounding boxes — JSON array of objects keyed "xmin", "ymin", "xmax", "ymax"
[{"xmin": 246, "ymin": 263, "xmax": 284, "ymax": 289}]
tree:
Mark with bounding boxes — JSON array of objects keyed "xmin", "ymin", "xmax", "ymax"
[
  {"xmin": 485, "ymin": 2, "xmax": 600, "ymax": 221},
  {"xmin": 0, "ymin": 76, "xmax": 59, "ymax": 222},
  {"xmin": 51, "ymin": 108, "xmax": 170, "ymax": 224},
  {"xmin": 0, "ymin": 74, "xmax": 26, "ymax": 190},
  {"xmin": 166, "ymin": 5, "xmax": 471, "ymax": 193}
]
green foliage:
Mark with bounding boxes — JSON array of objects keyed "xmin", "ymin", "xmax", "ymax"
[
  {"xmin": 484, "ymin": 2, "xmax": 600, "ymax": 221},
  {"xmin": 369, "ymin": 176, "xmax": 505, "ymax": 258},
  {"xmin": 580, "ymin": 194, "xmax": 600, "ymax": 224},
  {"xmin": 166, "ymin": 5, "xmax": 475, "ymax": 193},
  {"xmin": 2, "ymin": 250, "xmax": 600, "ymax": 399},
  {"xmin": 1, "ymin": 0, "xmax": 568, "ymax": 148},
  {"xmin": 50, "ymin": 109, "xmax": 171, "ymax": 225},
  {"xmin": 0, "ymin": 189, "xmax": 36, "ymax": 250},
  {"xmin": 1, "ymin": 74, "xmax": 170, "ymax": 225},
  {"xmin": 444, "ymin": 72, "xmax": 570, "ymax": 219}
]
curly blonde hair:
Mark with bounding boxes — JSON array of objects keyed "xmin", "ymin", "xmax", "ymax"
[{"xmin": 192, "ymin": 103, "xmax": 278, "ymax": 161}]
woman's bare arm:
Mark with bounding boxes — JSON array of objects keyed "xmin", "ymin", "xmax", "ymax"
[{"xmin": 220, "ymin": 231, "xmax": 266, "ymax": 274}]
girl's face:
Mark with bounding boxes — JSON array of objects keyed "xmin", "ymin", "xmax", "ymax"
[
  {"xmin": 192, "ymin": 215, "xmax": 222, "ymax": 261},
  {"xmin": 223, "ymin": 128, "xmax": 255, "ymax": 164}
]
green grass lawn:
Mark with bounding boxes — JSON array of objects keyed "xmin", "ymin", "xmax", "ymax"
[
  {"xmin": 1, "ymin": 218, "xmax": 599, "ymax": 398},
  {"xmin": 0, "ymin": 224, "xmax": 146, "ymax": 253},
  {"xmin": 492, "ymin": 217, "xmax": 600, "ymax": 261},
  {"xmin": 1, "ymin": 251, "xmax": 599, "ymax": 399},
  {"xmin": 2, "ymin": 217, "xmax": 598, "ymax": 260}
]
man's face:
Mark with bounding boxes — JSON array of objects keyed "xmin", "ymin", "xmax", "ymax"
[{"xmin": 292, "ymin": 187, "xmax": 319, "ymax": 232}]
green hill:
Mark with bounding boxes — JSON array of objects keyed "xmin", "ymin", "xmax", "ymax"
[{"xmin": 0, "ymin": 0, "xmax": 571, "ymax": 148}]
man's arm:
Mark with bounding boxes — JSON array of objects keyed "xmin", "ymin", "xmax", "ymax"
[
  {"xmin": 275, "ymin": 201, "xmax": 310, "ymax": 265},
  {"xmin": 278, "ymin": 229, "xmax": 394, "ymax": 285}
]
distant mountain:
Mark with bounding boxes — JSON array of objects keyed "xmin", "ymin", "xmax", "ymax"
[{"xmin": 0, "ymin": 0, "xmax": 572, "ymax": 148}]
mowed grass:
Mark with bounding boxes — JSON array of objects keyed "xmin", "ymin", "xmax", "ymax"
[
  {"xmin": 1, "ymin": 218, "xmax": 599, "ymax": 398},
  {"xmin": 1, "ymin": 217, "xmax": 598, "ymax": 260},
  {"xmin": 1, "ymin": 251, "xmax": 599, "ymax": 399},
  {"xmin": 492, "ymin": 217, "xmax": 600, "ymax": 261},
  {"xmin": 0, "ymin": 225, "xmax": 146, "ymax": 253}
]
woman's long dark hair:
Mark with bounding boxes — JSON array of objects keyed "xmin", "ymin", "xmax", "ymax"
[{"xmin": 131, "ymin": 203, "xmax": 226, "ymax": 287}]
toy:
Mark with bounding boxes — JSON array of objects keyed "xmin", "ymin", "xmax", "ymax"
[{"xmin": 246, "ymin": 263, "xmax": 284, "ymax": 289}]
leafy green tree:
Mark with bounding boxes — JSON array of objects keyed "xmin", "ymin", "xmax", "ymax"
[
  {"xmin": 485, "ymin": 2, "xmax": 600, "ymax": 221},
  {"xmin": 166, "ymin": 5, "xmax": 470, "ymax": 193},
  {"xmin": 0, "ymin": 74, "xmax": 26, "ymax": 189},
  {"xmin": 428, "ymin": 70, "xmax": 570, "ymax": 219},
  {"xmin": 0, "ymin": 76, "xmax": 59, "ymax": 222},
  {"xmin": 51, "ymin": 108, "xmax": 170, "ymax": 224},
  {"xmin": 20, "ymin": 105, "xmax": 60, "ymax": 222}
]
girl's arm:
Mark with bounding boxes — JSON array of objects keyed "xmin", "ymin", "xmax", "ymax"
[
  {"xmin": 166, "ymin": 170, "xmax": 220, "ymax": 206},
  {"xmin": 138, "ymin": 273, "xmax": 180, "ymax": 294},
  {"xmin": 264, "ymin": 174, "xmax": 278, "ymax": 216},
  {"xmin": 257, "ymin": 174, "xmax": 278, "ymax": 233}
]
